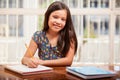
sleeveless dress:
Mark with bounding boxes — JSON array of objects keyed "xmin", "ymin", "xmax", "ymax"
[{"xmin": 32, "ymin": 30, "xmax": 64, "ymax": 60}]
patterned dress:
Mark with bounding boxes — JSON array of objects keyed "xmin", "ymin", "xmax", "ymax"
[{"xmin": 32, "ymin": 30, "xmax": 64, "ymax": 60}]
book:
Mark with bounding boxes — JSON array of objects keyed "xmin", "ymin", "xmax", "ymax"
[
  {"xmin": 4, "ymin": 64, "xmax": 53, "ymax": 75},
  {"xmin": 66, "ymin": 66, "xmax": 116, "ymax": 79}
]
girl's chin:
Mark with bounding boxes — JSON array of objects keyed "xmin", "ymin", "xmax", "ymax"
[
  {"xmin": 53, "ymin": 28, "xmax": 61, "ymax": 31},
  {"xmin": 52, "ymin": 29, "xmax": 61, "ymax": 33}
]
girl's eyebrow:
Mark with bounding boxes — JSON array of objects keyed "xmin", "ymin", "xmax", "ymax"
[{"xmin": 52, "ymin": 14, "xmax": 66, "ymax": 18}]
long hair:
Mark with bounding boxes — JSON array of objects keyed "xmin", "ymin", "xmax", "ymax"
[{"xmin": 43, "ymin": 1, "xmax": 77, "ymax": 56}]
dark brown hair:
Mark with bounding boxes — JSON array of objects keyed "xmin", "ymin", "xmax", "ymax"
[{"xmin": 43, "ymin": 1, "xmax": 77, "ymax": 56}]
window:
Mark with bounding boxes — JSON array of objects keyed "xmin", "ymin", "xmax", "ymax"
[
  {"xmin": 83, "ymin": 0, "xmax": 109, "ymax": 8},
  {"xmin": 0, "ymin": 0, "xmax": 120, "ymax": 65},
  {"xmin": 69, "ymin": 0, "xmax": 78, "ymax": 8},
  {"xmin": 115, "ymin": 16, "xmax": 120, "ymax": 35},
  {"xmin": 114, "ymin": 15, "xmax": 120, "ymax": 63},
  {"xmin": 0, "ymin": 0, "xmax": 24, "ymax": 37},
  {"xmin": 116, "ymin": 0, "xmax": 120, "ymax": 8}
]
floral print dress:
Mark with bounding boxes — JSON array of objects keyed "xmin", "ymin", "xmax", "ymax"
[{"xmin": 32, "ymin": 30, "xmax": 63, "ymax": 60}]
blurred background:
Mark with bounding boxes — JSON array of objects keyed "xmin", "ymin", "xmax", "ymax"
[{"xmin": 0, "ymin": 0, "xmax": 120, "ymax": 65}]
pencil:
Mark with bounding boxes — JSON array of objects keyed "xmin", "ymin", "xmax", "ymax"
[{"xmin": 25, "ymin": 43, "xmax": 33, "ymax": 58}]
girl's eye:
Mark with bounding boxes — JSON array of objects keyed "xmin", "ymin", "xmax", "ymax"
[
  {"xmin": 53, "ymin": 15, "xmax": 58, "ymax": 19},
  {"xmin": 62, "ymin": 18, "xmax": 66, "ymax": 21}
]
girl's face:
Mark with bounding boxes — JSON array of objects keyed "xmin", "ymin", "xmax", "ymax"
[{"xmin": 48, "ymin": 9, "xmax": 67, "ymax": 33}]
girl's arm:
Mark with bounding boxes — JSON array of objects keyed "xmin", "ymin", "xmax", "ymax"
[
  {"xmin": 21, "ymin": 39, "xmax": 39, "ymax": 68},
  {"xmin": 39, "ymin": 42, "xmax": 75, "ymax": 67},
  {"xmin": 22, "ymin": 39, "xmax": 75, "ymax": 67}
]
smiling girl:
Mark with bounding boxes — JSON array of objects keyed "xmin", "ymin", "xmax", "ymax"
[{"xmin": 21, "ymin": 1, "xmax": 77, "ymax": 67}]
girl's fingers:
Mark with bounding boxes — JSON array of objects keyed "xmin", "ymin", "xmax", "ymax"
[
  {"xmin": 30, "ymin": 57, "xmax": 39, "ymax": 67},
  {"xmin": 28, "ymin": 62, "xmax": 37, "ymax": 68}
]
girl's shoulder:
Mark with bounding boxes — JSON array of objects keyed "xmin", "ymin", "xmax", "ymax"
[
  {"xmin": 34, "ymin": 30, "xmax": 45, "ymax": 37},
  {"xmin": 32, "ymin": 30, "xmax": 46, "ymax": 44}
]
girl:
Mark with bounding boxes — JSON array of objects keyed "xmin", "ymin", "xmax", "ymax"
[{"xmin": 22, "ymin": 1, "xmax": 77, "ymax": 67}]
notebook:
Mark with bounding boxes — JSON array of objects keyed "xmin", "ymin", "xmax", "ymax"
[
  {"xmin": 66, "ymin": 66, "xmax": 116, "ymax": 79},
  {"xmin": 5, "ymin": 64, "xmax": 53, "ymax": 75}
]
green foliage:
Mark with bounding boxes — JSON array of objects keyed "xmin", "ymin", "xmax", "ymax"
[
  {"xmin": 83, "ymin": 25, "xmax": 96, "ymax": 44},
  {"xmin": 84, "ymin": 25, "xmax": 96, "ymax": 38},
  {"xmin": 38, "ymin": 16, "xmax": 44, "ymax": 30},
  {"xmin": 38, "ymin": 0, "xmax": 54, "ymax": 30}
]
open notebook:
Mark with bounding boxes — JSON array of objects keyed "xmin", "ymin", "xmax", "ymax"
[{"xmin": 5, "ymin": 64, "xmax": 53, "ymax": 75}]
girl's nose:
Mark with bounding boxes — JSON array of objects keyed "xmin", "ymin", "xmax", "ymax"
[
  {"xmin": 54, "ymin": 22, "xmax": 61, "ymax": 27},
  {"xmin": 55, "ymin": 19, "xmax": 62, "ymax": 24}
]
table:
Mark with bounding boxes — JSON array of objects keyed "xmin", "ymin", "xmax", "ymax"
[{"xmin": 0, "ymin": 65, "xmax": 120, "ymax": 80}]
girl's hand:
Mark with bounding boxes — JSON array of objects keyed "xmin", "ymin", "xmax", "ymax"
[
  {"xmin": 25, "ymin": 57, "xmax": 40, "ymax": 68},
  {"xmin": 38, "ymin": 59, "xmax": 44, "ymax": 65}
]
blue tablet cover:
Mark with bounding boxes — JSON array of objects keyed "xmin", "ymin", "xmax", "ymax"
[{"xmin": 67, "ymin": 66, "xmax": 113, "ymax": 76}]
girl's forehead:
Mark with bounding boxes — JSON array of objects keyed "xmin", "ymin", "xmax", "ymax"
[
  {"xmin": 51, "ymin": 9, "xmax": 67, "ymax": 14},
  {"xmin": 50, "ymin": 10, "xmax": 67, "ymax": 16}
]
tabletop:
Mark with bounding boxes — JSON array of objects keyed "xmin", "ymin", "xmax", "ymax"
[{"xmin": 0, "ymin": 65, "xmax": 120, "ymax": 80}]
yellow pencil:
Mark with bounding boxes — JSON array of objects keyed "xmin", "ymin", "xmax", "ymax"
[{"xmin": 25, "ymin": 43, "xmax": 33, "ymax": 58}]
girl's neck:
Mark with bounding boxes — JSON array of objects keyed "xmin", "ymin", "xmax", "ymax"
[
  {"xmin": 46, "ymin": 30, "xmax": 59, "ymax": 47},
  {"xmin": 47, "ymin": 30, "xmax": 59, "ymax": 39}
]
